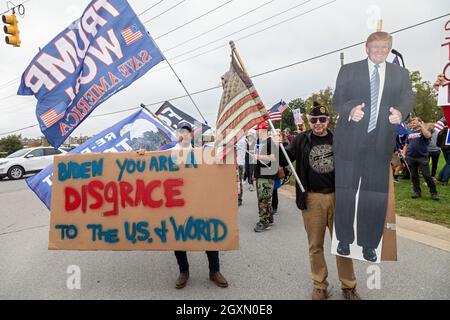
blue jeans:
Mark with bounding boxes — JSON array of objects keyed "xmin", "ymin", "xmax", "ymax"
[{"xmin": 439, "ymin": 151, "xmax": 450, "ymax": 182}]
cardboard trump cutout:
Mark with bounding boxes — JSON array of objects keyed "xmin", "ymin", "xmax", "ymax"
[{"xmin": 331, "ymin": 32, "xmax": 413, "ymax": 263}]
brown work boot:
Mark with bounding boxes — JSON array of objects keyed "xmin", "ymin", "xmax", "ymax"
[
  {"xmin": 342, "ymin": 287, "xmax": 362, "ymax": 300},
  {"xmin": 175, "ymin": 272, "xmax": 189, "ymax": 289},
  {"xmin": 209, "ymin": 272, "xmax": 228, "ymax": 288},
  {"xmin": 311, "ymin": 288, "xmax": 328, "ymax": 300}
]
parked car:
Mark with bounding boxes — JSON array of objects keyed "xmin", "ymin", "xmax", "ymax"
[{"xmin": 0, "ymin": 147, "xmax": 67, "ymax": 180}]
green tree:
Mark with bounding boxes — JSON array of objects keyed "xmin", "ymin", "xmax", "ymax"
[
  {"xmin": 0, "ymin": 135, "xmax": 23, "ymax": 155},
  {"xmin": 282, "ymin": 88, "xmax": 338, "ymax": 132},
  {"xmin": 410, "ymin": 70, "xmax": 442, "ymax": 122}
]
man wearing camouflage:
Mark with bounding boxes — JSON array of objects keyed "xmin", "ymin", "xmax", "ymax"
[{"xmin": 254, "ymin": 121, "xmax": 278, "ymax": 232}]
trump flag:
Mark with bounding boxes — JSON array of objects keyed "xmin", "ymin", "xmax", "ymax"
[
  {"xmin": 26, "ymin": 109, "xmax": 177, "ymax": 210},
  {"xmin": 17, "ymin": 0, "xmax": 164, "ymax": 148}
]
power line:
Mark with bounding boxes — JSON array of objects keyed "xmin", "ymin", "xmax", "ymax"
[
  {"xmin": 142, "ymin": 0, "xmax": 187, "ymax": 24},
  {"xmin": 0, "ymin": 124, "xmax": 38, "ymax": 136},
  {"xmin": 151, "ymin": 0, "xmax": 335, "ymax": 71},
  {"xmin": 0, "ymin": 93, "xmax": 17, "ymax": 102},
  {"xmin": 137, "ymin": 0, "xmax": 165, "ymax": 17},
  {"xmin": 0, "ymin": 77, "xmax": 20, "ymax": 90},
  {"xmin": 2, "ymin": 13, "xmax": 448, "ymax": 136},
  {"xmin": 253, "ymin": 12, "xmax": 450, "ymax": 79},
  {"xmin": 0, "ymin": 99, "xmax": 34, "ymax": 111},
  {"xmin": 154, "ymin": 0, "xmax": 234, "ymax": 40},
  {"xmin": 167, "ymin": 0, "xmax": 316, "ymax": 60},
  {"xmin": 0, "ymin": 0, "xmax": 30, "ymax": 15},
  {"xmin": 164, "ymin": 0, "xmax": 275, "ymax": 53}
]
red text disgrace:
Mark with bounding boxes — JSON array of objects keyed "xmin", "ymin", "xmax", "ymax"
[{"xmin": 64, "ymin": 179, "xmax": 185, "ymax": 216}]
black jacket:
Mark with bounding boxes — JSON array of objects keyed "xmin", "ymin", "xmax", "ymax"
[{"xmin": 279, "ymin": 130, "xmax": 334, "ymax": 210}]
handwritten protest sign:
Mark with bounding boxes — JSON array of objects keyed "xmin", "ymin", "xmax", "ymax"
[{"xmin": 49, "ymin": 149, "xmax": 239, "ymax": 251}]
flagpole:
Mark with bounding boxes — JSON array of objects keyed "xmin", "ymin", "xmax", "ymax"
[
  {"xmin": 140, "ymin": 103, "xmax": 177, "ymax": 135},
  {"xmin": 229, "ymin": 41, "xmax": 305, "ymax": 192},
  {"xmin": 149, "ymin": 32, "xmax": 209, "ymax": 126}
]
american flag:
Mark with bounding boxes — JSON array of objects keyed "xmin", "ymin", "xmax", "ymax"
[
  {"xmin": 434, "ymin": 117, "xmax": 447, "ymax": 133},
  {"xmin": 268, "ymin": 100, "xmax": 289, "ymax": 121},
  {"xmin": 121, "ymin": 25, "xmax": 142, "ymax": 46},
  {"xmin": 215, "ymin": 54, "xmax": 268, "ymax": 160},
  {"xmin": 40, "ymin": 108, "xmax": 65, "ymax": 128}
]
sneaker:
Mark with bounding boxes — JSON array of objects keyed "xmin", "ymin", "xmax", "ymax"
[
  {"xmin": 431, "ymin": 193, "xmax": 439, "ymax": 201},
  {"xmin": 311, "ymin": 288, "xmax": 328, "ymax": 300},
  {"xmin": 254, "ymin": 222, "xmax": 271, "ymax": 232},
  {"xmin": 248, "ymin": 185, "xmax": 254, "ymax": 192},
  {"xmin": 342, "ymin": 288, "xmax": 362, "ymax": 300},
  {"xmin": 272, "ymin": 208, "xmax": 278, "ymax": 215},
  {"xmin": 268, "ymin": 216, "xmax": 274, "ymax": 226}
]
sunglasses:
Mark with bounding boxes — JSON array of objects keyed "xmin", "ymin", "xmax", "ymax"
[{"xmin": 309, "ymin": 117, "xmax": 328, "ymax": 124}]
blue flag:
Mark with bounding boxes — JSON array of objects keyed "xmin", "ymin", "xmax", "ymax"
[
  {"xmin": 26, "ymin": 109, "xmax": 177, "ymax": 210},
  {"xmin": 18, "ymin": 0, "xmax": 164, "ymax": 148}
]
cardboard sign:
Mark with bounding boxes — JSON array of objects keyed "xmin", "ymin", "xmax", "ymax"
[
  {"xmin": 293, "ymin": 109, "xmax": 303, "ymax": 125},
  {"xmin": 380, "ymin": 170, "xmax": 397, "ymax": 261},
  {"xmin": 438, "ymin": 19, "xmax": 450, "ymax": 106},
  {"xmin": 49, "ymin": 149, "xmax": 239, "ymax": 251}
]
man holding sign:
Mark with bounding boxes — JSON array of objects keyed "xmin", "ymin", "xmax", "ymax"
[{"xmin": 153, "ymin": 123, "xmax": 228, "ymax": 289}]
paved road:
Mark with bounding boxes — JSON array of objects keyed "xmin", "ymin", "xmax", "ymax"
[{"xmin": 0, "ymin": 178, "xmax": 449, "ymax": 300}]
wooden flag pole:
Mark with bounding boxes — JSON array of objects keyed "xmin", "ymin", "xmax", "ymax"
[
  {"xmin": 229, "ymin": 41, "xmax": 305, "ymax": 192},
  {"xmin": 377, "ymin": 19, "xmax": 383, "ymax": 32}
]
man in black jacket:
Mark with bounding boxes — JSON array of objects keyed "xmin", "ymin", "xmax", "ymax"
[{"xmin": 280, "ymin": 104, "xmax": 359, "ymax": 300}]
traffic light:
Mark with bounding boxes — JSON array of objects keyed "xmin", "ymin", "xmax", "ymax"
[{"xmin": 2, "ymin": 13, "xmax": 21, "ymax": 47}]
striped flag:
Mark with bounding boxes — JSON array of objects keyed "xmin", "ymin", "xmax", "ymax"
[
  {"xmin": 434, "ymin": 117, "xmax": 447, "ymax": 133},
  {"xmin": 269, "ymin": 100, "xmax": 289, "ymax": 121},
  {"xmin": 121, "ymin": 25, "xmax": 143, "ymax": 46},
  {"xmin": 215, "ymin": 55, "xmax": 268, "ymax": 160},
  {"xmin": 40, "ymin": 108, "xmax": 65, "ymax": 128}
]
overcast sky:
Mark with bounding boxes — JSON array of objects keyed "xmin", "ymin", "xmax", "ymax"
[{"xmin": 0, "ymin": 0, "xmax": 448, "ymax": 138}]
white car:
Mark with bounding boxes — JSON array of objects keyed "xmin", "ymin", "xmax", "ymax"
[{"xmin": 0, "ymin": 147, "xmax": 67, "ymax": 180}]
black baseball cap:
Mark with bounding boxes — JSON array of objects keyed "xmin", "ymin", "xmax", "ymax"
[
  {"xmin": 309, "ymin": 102, "xmax": 329, "ymax": 117},
  {"xmin": 179, "ymin": 122, "xmax": 193, "ymax": 132}
]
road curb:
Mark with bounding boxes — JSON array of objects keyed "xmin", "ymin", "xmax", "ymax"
[{"xmin": 278, "ymin": 185, "xmax": 450, "ymax": 253}]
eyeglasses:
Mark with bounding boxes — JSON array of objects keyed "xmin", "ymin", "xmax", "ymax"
[{"xmin": 309, "ymin": 117, "xmax": 328, "ymax": 124}]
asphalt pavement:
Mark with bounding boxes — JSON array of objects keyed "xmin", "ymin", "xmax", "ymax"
[{"xmin": 0, "ymin": 178, "xmax": 449, "ymax": 300}]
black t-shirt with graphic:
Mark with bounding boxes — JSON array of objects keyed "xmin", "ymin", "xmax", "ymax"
[{"xmin": 307, "ymin": 133, "xmax": 335, "ymax": 191}]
